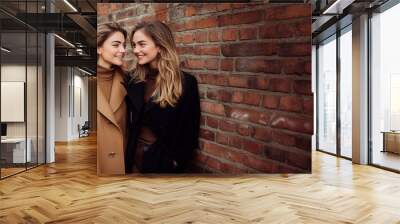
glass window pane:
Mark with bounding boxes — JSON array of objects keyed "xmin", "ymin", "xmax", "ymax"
[
  {"xmin": 340, "ymin": 28, "xmax": 352, "ymax": 158},
  {"xmin": 1, "ymin": 31, "xmax": 27, "ymax": 177},
  {"xmin": 371, "ymin": 3, "xmax": 400, "ymax": 171},
  {"xmin": 318, "ymin": 36, "xmax": 337, "ymax": 155}
]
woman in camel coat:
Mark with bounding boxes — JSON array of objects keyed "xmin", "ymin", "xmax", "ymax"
[{"xmin": 97, "ymin": 23, "xmax": 128, "ymax": 175}]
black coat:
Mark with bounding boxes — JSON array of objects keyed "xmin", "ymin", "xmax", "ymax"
[{"xmin": 124, "ymin": 71, "xmax": 200, "ymax": 173}]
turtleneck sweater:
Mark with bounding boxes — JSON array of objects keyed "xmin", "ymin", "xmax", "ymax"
[{"xmin": 97, "ymin": 65, "xmax": 114, "ymax": 102}]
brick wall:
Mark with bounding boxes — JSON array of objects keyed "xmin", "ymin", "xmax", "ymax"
[{"xmin": 98, "ymin": 3, "xmax": 312, "ymax": 173}]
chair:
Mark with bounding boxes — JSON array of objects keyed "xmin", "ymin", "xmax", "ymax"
[{"xmin": 78, "ymin": 121, "xmax": 90, "ymax": 138}]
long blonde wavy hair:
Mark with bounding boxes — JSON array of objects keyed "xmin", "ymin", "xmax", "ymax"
[{"xmin": 130, "ymin": 21, "xmax": 182, "ymax": 108}]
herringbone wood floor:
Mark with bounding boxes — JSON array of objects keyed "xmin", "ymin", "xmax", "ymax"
[{"xmin": 0, "ymin": 134, "xmax": 399, "ymax": 223}]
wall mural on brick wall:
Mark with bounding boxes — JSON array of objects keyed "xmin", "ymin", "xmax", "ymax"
[{"xmin": 97, "ymin": 3, "xmax": 312, "ymax": 174}]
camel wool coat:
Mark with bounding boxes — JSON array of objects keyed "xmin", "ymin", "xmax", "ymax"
[{"xmin": 97, "ymin": 67, "xmax": 127, "ymax": 176}]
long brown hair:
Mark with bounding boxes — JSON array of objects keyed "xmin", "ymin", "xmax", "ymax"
[
  {"xmin": 130, "ymin": 21, "xmax": 182, "ymax": 108},
  {"xmin": 97, "ymin": 22, "xmax": 127, "ymax": 48}
]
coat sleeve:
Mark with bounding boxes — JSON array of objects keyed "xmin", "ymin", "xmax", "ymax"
[{"xmin": 171, "ymin": 73, "xmax": 200, "ymax": 171}]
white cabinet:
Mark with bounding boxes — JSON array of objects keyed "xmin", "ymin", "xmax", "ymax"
[{"xmin": 1, "ymin": 138, "xmax": 32, "ymax": 163}]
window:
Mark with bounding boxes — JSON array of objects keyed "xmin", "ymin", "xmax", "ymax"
[
  {"xmin": 370, "ymin": 2, "xmax": 400, "ymax": 171},
  {"xmin": 317, "ymin": 35, "xmax": 337, "ymax": 154}
]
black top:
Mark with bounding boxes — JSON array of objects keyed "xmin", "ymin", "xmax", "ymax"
[{"xmin": 124, "ymin": 71, "xmax": 201, "ymax": 173}]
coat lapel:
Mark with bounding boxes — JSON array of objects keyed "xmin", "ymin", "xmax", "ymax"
[
  {"xmin": 97, "ymin": 84, "xmax": 119, "ymax": 128},
  {"xmin": 109, "ymin": 71, "xmax": 127, "ymax": 113}
]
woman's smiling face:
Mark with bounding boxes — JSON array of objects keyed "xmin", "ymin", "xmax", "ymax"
[
  {"xmin": 132, "ymin": 29, "xmax": 160, "ymax": 68},
  {"xmin": 97, "ymin": 31, "xmax": 126, "ymax": 67}
]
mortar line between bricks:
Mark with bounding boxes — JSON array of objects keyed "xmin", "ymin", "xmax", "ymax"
[
  {"xmin": 201, "ymin": 119, "xmax": 312, "ymax": 140},
  {"xmin": 176, "ymin": 37, "xmax": 311, "ymax": 44},
  {"xmin": 200, "ymin": 85, "xmax": 312, "ymax": 97},
  {"xmin": 196, "ymin": 73, "xmax": 312, "ymax": 80},
  {"xmin": 200, "ymin": 111, "xmax": 312, "ymax": 138},
  {"xmin": 199, "ymin": 125, "xmax": 312, "ymax": 155},
  {"xmin": 200, "ymin": 141, "xmax": 306, "ymax": 172},
  {"xmin": 189, "ymin": 71, "xmax": 311, "ymax": 78},
  {"xmin": 199, "ymin": 151, "xmax": 259, "ymax": 173},
  {"xmin": 201, "ymin": 99, "xmax": 313, "ymax": 118},
  {"xmin": 200, "ymin": 124, "xmax": 312, "ymax": 155},
  {"xmin": 181, "ymin": 55, "xmax": 311, "ymax": 61}
]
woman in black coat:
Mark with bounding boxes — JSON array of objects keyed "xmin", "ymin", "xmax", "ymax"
[{"xmin": 124, "ymin": 21, "xmax": 200, "ymax": 173}]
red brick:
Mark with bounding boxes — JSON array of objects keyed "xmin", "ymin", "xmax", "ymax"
[
  {"xmin": 169, "ymin": 22, "xmax": 185, "ymax": 32},
  {"xmin": 182, "ymin": 33, "xmax": 195, "ymax": 44},
  {"xmin": 208, "ymin": 30, "xmax": 221, "ymax": 42},
  {"xmin": 269, "ymin": 78, "xmax": 292, "ymax": 93},
  {"xmin": 295, "ymin": 136, "xmax": 311, "ymax": 151},
  {"xmin": 303, "ymin": 98, "xmax": 313, "ymax": 115},
  {"xmin": 244, "ymin": 156, "xmax": 279, "ymax": 173},
  {"xmin": 265, "ymin": 4, "xmax": 311, "ymax": 20},
  {"xmin": 263, "ymin": 95, "xmax": 280, "ymax": 109},
  {"xmin": 206, "ymin": 89, "xmax": 217, "ymax": 100},
  {"xmin": 195, "ymin": 31, "xmax": 208, "ymax": 43},
  {"xmin": 279, "ymin": 96, "xmax": 303, "ymax": 112},
  {"xmin": 228, "ymin": 75, "xmax": 256, "ymax": 89},
  {"xmin": 200, "ymin": 115, "xmax": 206, "ymax": 126},
  {"xmin": 218, "ymin": 10, "xmax": 263, "ymax": 26},
  {"xmin": 236, "ymin": 59, "xmax": 281, "ymax": 73},
  {"xmin": 271, "ymin": 130, "xmax": 296, "ymax": 147},
  {"xmin": 287, "ymin": 152, "xmax": 311, "ymax": 171},
  {"xmin": 217, "ymin": 3, "xmax": 232, "ymax": 11},
  {"xmin": 256, "ymin": 77, "xmax": 270, "ymax": 90},
  {"xmin": 153, "ymin": 4, "xmax": 168, "ymax": 13},
  {"xmin": 219, "ymin": 162, "xmax": 247, "ymax": 173},
  {"xmin": 116, "ymin": 9, "xmax": 136, "ymax": 21},
  {"xmin": 177, "ymin": 46, "xmax": 194, "ymax": 55},
  {"xmin": 222, "ymin": 43, "xmax": 277, "ymax": 57},
  {"xmin": 203, "ymin": 142, "xmax": 246, "ymax": 164},
  {"xmin": 259, "ymin": 19, "xmax": 310, "ymax": 39},
  {"xmin": 304, "ymin": 61, "xmax": 311, "ymax": 75},
  {"xmin": 206, "ymin": 116, "xmax": 219, "ymax": 129},
  {"xmin": 237, "ymin": 124, "xmax": 254, "ymax": 136},
  {"xmin": 253, "ymin": 127, "xmax": 271, "ymax": 142},
  {"xmin": 293, "ymin": 80, "xmax": 312, "ymax": 95},
  {"xmin": 194, "ymin": 45, "xmax": 220, "ymax": 56},
  {"xmin": 222, "ymin": 29, "xmax": 237, "ymax": 41},
  {"xmin": 239, "ymin": 27, "xmax": 258, "ymax": 40},
  {"xmin": 200, "ymin": 128, "xmax": 215, "ymax": 141},
  {"xmin": 282, "ymin": 59, "xmax": 308, "ymax": 75},
  {"xmin": 185, "ymin": 6, "xmax": 197, "ymax": 16},
  {"xmin": 156, "ymin": 11, "xmax": 168, "ymax": 22},
  {"xmin": 195, "ymin": 17, "xmax": 218, "ymax": 29},
  {"xmin": 278, "ymin": 43, "xmax": 311, "ymax": 57},
  {"xmin": 221, "ymin": 59, "xmax": 233, "ymax": 71},
  {"xmin": 216, "ymin": 132, "xmax": 229, "ymax": 145},
  {"xmin": 231, "ymin": 91, "xmax": 261, "ymax": 106},
  {"xmin": 207, "ymin": 89, "xmax": 232, "ymax": 102},
  {"xmin": 278, "ymin": 165, "xmax": 300, "ymax": 173},
  {"xmin": 111, "ymin": 4, "xmax": 123, "ymax": 11},
  {"xmin": 205, "ymin": 58, "xmax": 219, "ymax": 70},
  {"xmin": 228, "ymin": 135, "xmax": 243, "ymax": 149},
  {"xmin": 225, "ymin": 106, "xmax": 269, "ymax": 125},
  {"xmin": 242, "ymin": 139, "xmax": 263, "ymax": 155},
  {"xmin": 98, "ymin": 4, "xmax": 110, "ymax": 16},
  {"xmin": 198, "ymin": 74, "xmax": 227, "ymax": 86},
  {"xmin": 264, "ymin": 145, "xmax": 286, "ymax": 162},
  {"xmin": 219, "ymin": 120, "xmax": 237, "ymax": 132},
  {"xmin": 200, "ymin": 101, "xmax": 225, "ymax": 116},
  {"xmin": 270, "ymin": 113, "xmax": 313, "ymax": 134},
  {"xmin": 185, "ymin": 59, "xmax": 204, "ymax": 70}
]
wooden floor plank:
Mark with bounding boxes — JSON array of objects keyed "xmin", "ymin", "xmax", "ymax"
[{"xmin": 0, "ymin": 134, "xmax": 399, "ymax": 223}]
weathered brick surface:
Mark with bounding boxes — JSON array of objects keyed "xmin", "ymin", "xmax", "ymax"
[{"xmin": 98, "ymin": 3, "xmax": 312, "ymax": 173}]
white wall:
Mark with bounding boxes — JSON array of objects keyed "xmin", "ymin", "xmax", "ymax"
[{"xmin": 54, "ymin": 67, "xmax": 89, "ymax": 141}]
